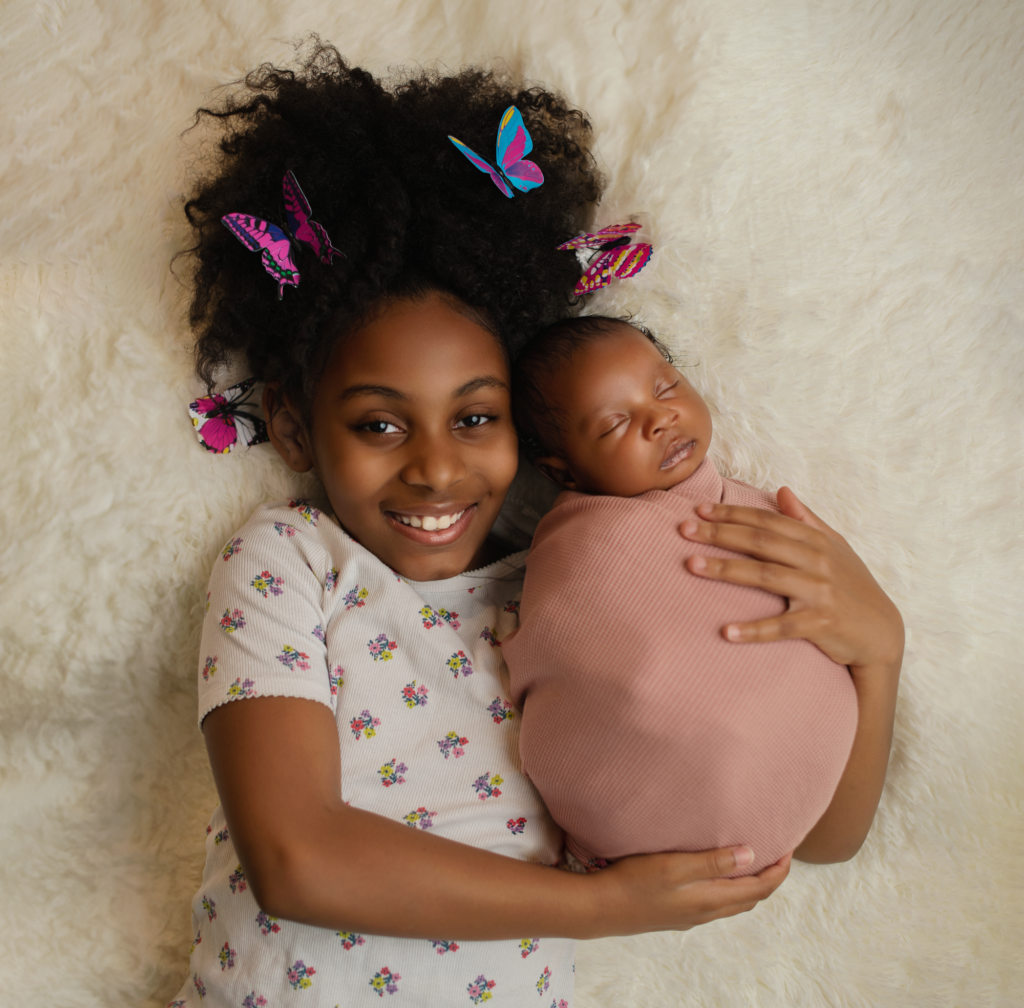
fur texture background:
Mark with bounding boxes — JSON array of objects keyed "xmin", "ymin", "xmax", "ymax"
[{"xmin": 1, "ymin": 1, "xmax": 1021, "ymax": 1005}]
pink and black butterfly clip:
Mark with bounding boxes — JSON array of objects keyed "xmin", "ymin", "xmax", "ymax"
[
  {"xmin": 221, "ymin": 171, "xmax": 343, "ymax": 299},
  {"xmin": 557, "ymin": 223, "xmax": 654, "ymax": 296},
  {"xmin": 448, "ymin": 106, "xmax": 544, "ymax": 198},
  {"xmin": 188, "ymin": 376, "xmax": 269, "ymax": 454}
]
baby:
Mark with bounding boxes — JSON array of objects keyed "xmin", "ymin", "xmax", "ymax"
[{"xmin": 503, "ymin": 316, "xmax": 858, "ymax": 876}]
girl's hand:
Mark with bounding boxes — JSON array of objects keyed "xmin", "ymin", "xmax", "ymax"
[{"xmin": 680, "ymin": 486, "xmax": 904, "ymax": 672}]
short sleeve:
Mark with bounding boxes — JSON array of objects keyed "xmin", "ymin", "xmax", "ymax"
[{"xmin": 197, "ymin": 505, "xmax": 334, "ymax": 727}]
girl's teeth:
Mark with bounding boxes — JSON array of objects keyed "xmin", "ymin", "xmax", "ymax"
[{"xmin": 397, "ymin": 510, "xmax": 465, "ymax": 530}]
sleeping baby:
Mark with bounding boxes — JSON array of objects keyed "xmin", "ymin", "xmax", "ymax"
[{"xmin": 503, "ymin": 316, "xmax": 858, "ymax": 876}]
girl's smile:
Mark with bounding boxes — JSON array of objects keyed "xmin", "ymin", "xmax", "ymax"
[{"xmin": 264, "ymin": 291, "xmax": 520, "ymax": 582}]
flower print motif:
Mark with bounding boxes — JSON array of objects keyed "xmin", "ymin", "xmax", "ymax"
[
  {"xmin": 228, "ymin": 864, "xmax": 247, "ymax": 894},
  {"xmin": 337, "ymin": 931, "xmax": 366, "ymax": 950},
  {"xmin": 255, "ymin": 910, "xmax": 281, "ymax": 935},
  {"xmin": 369, "ymin": 966, "xmax": 401, "ymax": 997},
  {"xmin": 242, "ymin": 995, "xmax": 268, "ymax": 1008},
  {"xmin": 189, "ymin": 931, "xmax": 202, "ymax": 954},
  {"xmin": 227, "ymin": 678, "xmax": 256, "ymax": 698},
  {"xmin": 288, "ymin": 499, "xmax": 320, "ymax": 525},
  {"xmin": 388, "ymin": 567, "xmax": 405, "ymax": 582},
  {"xmin": 472, "ymin": 773, "xmax": 504, "ymax": 800},
  {"xmin": 536, "ymin": 966, "xmax": 551, "ymax": 994},
  {"xmin": 467, "ymin": 974, "xmax": 496, "ymax": 1003},
  {"xmin": 420, "ymin": 605, "xmax": 461, "ymax": 630},
  {"xmin": 467, "ymin": 586, "xmax": 476, "ymax": 594},
  {"xmin": 446, "ymin": 650, "xmax": 474, "ymax": 678},
  {"xmin": 329, "ymin": 665, "xmax": 344, "ymax": 697},
  {"xmin": 403, "ymin": 807, "xmax": 437, "ymax": 830},
  {"xmin": 273, "ymin": 520, "xmax": 297, "ymax": 537},
  {"xmin": 221, "ymin": 537, "xmax": 243, "ymax": 561},
  {"xmin": 276, "ymin": 645, "xmax": 312, "ymax": 672},
  {"xmin": 479, "ymin": 626, "xmax": 500, "ymax": 648},
  {"xmin": 430, "ymin": 939, "xmax": 460, "ymax": 955},
  {"xmin": 503, "ymin": 599, "xmax": 520, "ymax": 615},
  {"xmin": 344, "ymin": 584, "xmax": 369, "ymax": 609},
  {"xmin": 519, "ymin": 938, "xmax": 539, "ymax": 958},
  {"xmin": 487, "ymin": 697, "xmax": 515, "ymax": 723},
  {"xmin": 350, "ymin": 710, "xmax": 382, "ymax": 740},
  {"xmin": 437, "ymin": 730, "xmax": 469, "ymax": 759},
  {"xmin": 312, "ymin": 623, "xmax": 325, "ymax": 642},
  {"xmin": 378, "ymin": 758, "xmax": 408, "ymax": 787},
  {"xmin": 507, "ymin": 817, "xmax": 527, "ymax": 835},
  {"xmin": 201, "ymin": 895, "xmax": 216, "ymax": 921},
  {"xmin": 168, "ymin": 1001, "xmax": 187, "ymax": 1008},
  {"xmin": 202, "ymin": 656, "xmax": 217, "ymax": 681},
  {"xmin": 219, "ymin": 608, "xmax": 246, "ymax": 634},
  {"xmin": 368, "ymin": 634, "xmax": 398, "ymax": 661},
  {"xmin": 205, "ymin": 591, "xmax": 211, "ymax": 613},
  {"xmin": 401, "ymin": 680, "xmax": 428, "ymax": 708},
  {"xmin": 286, "ymin": 959, "xmax": 316, "ymax": 990},
  {"xmin": 213, "ymin": 829, "xmax": 229, "ymax": 845},
  {"xmin": 218, "ymin": 941, "xmax": 237, "ymax": 971},
  {"xmin": 551, "ymin": 1001, "xmax": 569, "ymax": 1008},
  {"xmin": 206, "ymin": 825, "xmax": 212, "ymax": 835},
  {"xmin": 325, "ymin": 567, "xmax": 339, "ymax": 592},
  {"xmin": 193, "ymin": 973, "xmax": 207, "ymax": 999},
  {"xmin": 251, "ymin": 570, "xmax": 284, "ymax": 598}
]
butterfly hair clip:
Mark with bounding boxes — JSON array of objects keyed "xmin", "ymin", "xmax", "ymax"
[
  {"xmin": 221, "ymin": 170, "xmax": 343, "ymax": 299},
  {"xmin": 188, "ymin": 377, "xmax": 269, "ymax": 454},
  {"xmin": 448, "ymin": 106, "xmax": 544, "ymax": 198},
  {"xmin": 557, "ymin": 223, "xmax": 654, "ymax": 296}
]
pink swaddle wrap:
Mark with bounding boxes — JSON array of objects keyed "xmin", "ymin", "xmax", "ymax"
[{"xmin": 504, "ymin": 458, "xmax": 858, "ymax": 876}]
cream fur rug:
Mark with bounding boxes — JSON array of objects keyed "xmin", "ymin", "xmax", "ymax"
[{"xmin": 1, "ymin": 1, "xmax": 1021, "ymax": 1005}]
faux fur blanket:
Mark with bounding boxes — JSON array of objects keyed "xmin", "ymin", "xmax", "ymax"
[{"xmin": 1, "ymin": 1, "xmax": 1020, "ymax": 1005}]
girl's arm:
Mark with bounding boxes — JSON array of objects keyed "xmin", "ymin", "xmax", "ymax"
[
  {"xmin": 680, "ymin": 486, "xmax": 904, "ymax": 863},
  {"xmin": 204, "ymin": 695, "xmax": 790, "ymax": 939}
]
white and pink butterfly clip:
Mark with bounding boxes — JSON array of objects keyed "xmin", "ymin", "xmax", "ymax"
[
  {"xmin": 221, "ymin": 171, "xmax": 343, "ymax": 299},
  {"xmin": 188, "ymin": 376, "xmax": 269, "ymax": 454},
  {"xmin": 557, "ymin": 223, "xmax": 653, "ymax": 296}
]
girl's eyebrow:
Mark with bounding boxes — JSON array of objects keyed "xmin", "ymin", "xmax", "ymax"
[
  {"xmin": 453, "ymin": 376, "xmax": 507, "ymax": 397},
  {"xmin": 338, "ymin": 384, "xmax": 407, "ymax": 402}
]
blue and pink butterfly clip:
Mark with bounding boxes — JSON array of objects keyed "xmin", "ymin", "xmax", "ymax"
[{"xmin": 448, "ymin": 106, "xmax": 544, "ymax": 198}]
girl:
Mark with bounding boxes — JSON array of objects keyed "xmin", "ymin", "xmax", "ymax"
[{"xmin": 169, "ymin": 43, "xmax": 903, "ymax": 1007}]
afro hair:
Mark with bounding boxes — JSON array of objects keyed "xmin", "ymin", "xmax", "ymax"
[{"xmin": 181, "ymin": 38, "xmax": 604, "ymax": 417}]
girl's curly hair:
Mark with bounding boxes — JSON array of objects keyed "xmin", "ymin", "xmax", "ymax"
[{"xmin": 182, "ymin": 39, "xmax": 603, "ymax": 419}]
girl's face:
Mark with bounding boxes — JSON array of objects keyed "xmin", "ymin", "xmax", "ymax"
[{"xmin": 268, "ymin": 293, "xmax": 520, "ymax": 581}]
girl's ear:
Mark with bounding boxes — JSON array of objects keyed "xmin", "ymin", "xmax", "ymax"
[
  {"xmin": 263, "ymin": 382, "xmax": 315, "ymax": 473},
  {"xmin": 533, "ymin": 456, "xmax": 577, "ymax": 490}
]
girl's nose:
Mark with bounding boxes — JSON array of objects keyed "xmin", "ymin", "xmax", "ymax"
[{"xmin": 400, "ymin": 432, "xmax": 469, "ymax": 492}]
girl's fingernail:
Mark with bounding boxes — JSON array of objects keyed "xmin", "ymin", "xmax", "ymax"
[
  {"xmin": 725, "ymin": 625, "xmax": 742, "ymax": 641},
  {"xmin": 682, "ymin": 520, "xmax": 697, "ymax": 536},
  {"xmin": 734, "ymin": 846, "xmax": 754, "ymax": 867},
  {"xmin": 690, "ymin": 555, "xmax": 706, "ymax": 572},
  {"xmin": 697, "ymin": 503, "xmax": 714, "ymax": 516}
]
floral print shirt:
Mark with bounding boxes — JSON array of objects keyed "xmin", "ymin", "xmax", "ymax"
[{"xmin": 168, "ymin": 500, "xmax": 575, "ymax": 1007}]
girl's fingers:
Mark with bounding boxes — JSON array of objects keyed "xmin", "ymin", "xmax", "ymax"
[
  {"xmin": 685, "ymin": 553, "xmax": 825, "ymax": 600},
  {"xmin": 681, "ymin": 517, "xmax": 828, "ymax": 572},
  {"xmin": 717, "ymin": 613, "xmax": 810, "ymax": 644}
]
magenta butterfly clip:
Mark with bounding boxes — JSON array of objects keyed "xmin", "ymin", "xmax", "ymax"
[
  {"xmin": 188, "ymin": 376, "xmax": 269, "ymax": 454},
  {"xmin": 448, "ymin": 106, "xmax": 544, "ymax": 198},
  {"xmin": 221, "ymin": 171, "xmax": 343, "ymax": 299},
  {"xmin": 557, "ymin": 223, "xmax": 654, "ymax": 296}
]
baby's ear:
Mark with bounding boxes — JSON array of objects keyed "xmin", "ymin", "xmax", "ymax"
[
  {"xmin": 264, "ymin": 383, "xmax": 315, "ymax": 473},
  {"xmin": 533, "ymin": 456, "xmax": 577, "ymax": 490}
]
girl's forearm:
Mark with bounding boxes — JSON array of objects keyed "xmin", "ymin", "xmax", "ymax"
[{"xmin": 794, "ymin": 657, "xmax": 901, "ymax": 863}]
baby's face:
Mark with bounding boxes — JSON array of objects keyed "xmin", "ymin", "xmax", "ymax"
[{"xmin": 534, "ymin": 324, "xmax": 712, "ymax": 497}]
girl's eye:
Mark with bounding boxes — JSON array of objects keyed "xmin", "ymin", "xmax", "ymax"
[
  {"xmin": 657, "ymin": 381, "xmax": 680, "ymax": 398},
  {"xmin": 360, "ymin": 420, "xmax": 403, "ymax": 435},
  {"xmin": 455, "ymin": 414, "xmax": 493, "ymax": 429}
]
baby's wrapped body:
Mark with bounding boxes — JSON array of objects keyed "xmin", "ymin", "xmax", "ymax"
[{"xmin": 504, "ymin": 458, "xmax": 858, "ymax": 876}]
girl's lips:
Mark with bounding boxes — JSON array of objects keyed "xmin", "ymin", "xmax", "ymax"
[
  {"xmin": 385, "ymin": 504, "xmax": 477, "ymax": 546},
  {"xmin": 660, "ymin": 439, "xmax": 697, "ymax": 470}
]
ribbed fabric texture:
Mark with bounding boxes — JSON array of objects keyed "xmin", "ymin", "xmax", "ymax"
[{"xmin": 504, "ymin": 459, "xmax": 858, "ymax": 876}]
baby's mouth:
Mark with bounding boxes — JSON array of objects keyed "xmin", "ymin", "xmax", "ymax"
[{"xmin": 660, "ymin": 439, "xmax": 697, "ymax": 470}]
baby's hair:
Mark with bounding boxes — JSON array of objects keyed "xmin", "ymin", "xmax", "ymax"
[
  {"xmin": 181, "ymin": 38, "xmax": 603, "ymax": 421},
  {"xmin": 512, "ymin": 314, "xmax": 673, "ymax": 459}
]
